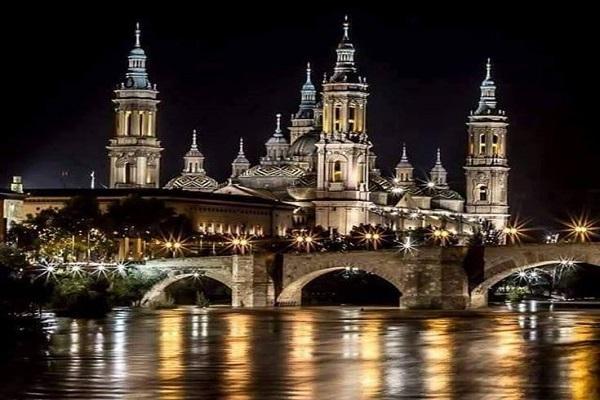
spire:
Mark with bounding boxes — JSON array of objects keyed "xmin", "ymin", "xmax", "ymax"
[
  {"xmin": 295, "ymin": 62, "xmax": 317, "ymax": 118},
  {"xmin": 134, "ymin": 22, "xmax": 141, "ymax": 48},
  {"xmin": 183, "ymin": 129, "xmax": 204, "ymax": 174},
  {"xmin": 123, "ymin": 22, "xmax": 151, "ymax": 90},
  {"xmin": 429, "ymin": 148, "xmax": 448, "ymax": 188},
  {"xmin": 238, "ymin": 137, "xmax": 245, "ymax": 155},
  {"xmin": 331, "ymin": 15, "xmax": 357, "ymax": 79},
  {"xmin": 274, "ymin": 113, "xmax": 283, "ymax": 137},
  {"xmin": 191, "ymin": 129, "xmax": 198, "ymax": 151},
  {"xmin": 474, "ymin": 58, "xmax": 498, "ymax": 115},
  {"xmin": 401, "ymin": 143, "xmax": 409, "ymax": 163}
]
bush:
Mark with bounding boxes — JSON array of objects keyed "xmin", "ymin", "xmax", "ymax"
[
  {"xmin": 50, "ymin": 275, "xmax": 111, "ymax": 318},
  {"xmin": 506, "ymin": 287, "xmax": 528, "ymax": 303}
]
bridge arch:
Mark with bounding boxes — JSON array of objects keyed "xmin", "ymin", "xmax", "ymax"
[
  {"xmin": 277, "ymin": 263, "xmax": 406, "ymax": 306},
  {"xmin": 141, "ymin": 270, "xmax": 233, "ymax": 306},
  {"xmin": 470, "ymin": 244, "xmax": 600, "ymax": 308}
]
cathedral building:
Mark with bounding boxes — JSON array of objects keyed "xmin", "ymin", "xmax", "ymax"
[{"xmin": 3, "ymin": 18, "xmax": 511, "ymax": 241}]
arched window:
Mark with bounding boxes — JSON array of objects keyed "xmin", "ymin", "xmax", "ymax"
[
  {"xmin": 479, "ymin": 133, "xmax": 487, "ymax": 155},
  {"xmin": 478, "ymin": 185, "xmax": 488, "ymax": 202},
  {"xmin": 348, "ymin": 106, "xmax": 356, "ymax": 132},
  {"xmin": 333, "ymin": 161, "xmax": 343, "ymax": 182},
  {"xmin": 334, "ymin": 106, "xmax": 342, "ymax": 132},
  {"xmin": 492, "ymin": 134, "xmax": 499, "ymax": 156}
]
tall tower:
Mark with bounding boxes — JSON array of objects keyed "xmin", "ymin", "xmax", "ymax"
[
  {"xmin": 314, "ymin": 16, "xmax": 372, "ymax": 235},
  {"xmin": 289, "ymin": 63, "xmax": 317, "ymax": 144},
  {"xmin": 231, "ymin": 137, "xmax": 250, "ymax": 178},
  {"xmin": 107, "ymin": 23, "xmax": 162, "ymax": 188},
  {"xmin": 395, "ymin": 143, "xmax": 414, "ymax": 186},
  {"xmin": 430, "ymin": 148, "xmax": 449, "ymax": 189},
  {"xmin": 464, "ymin": 59, "xmax": 510, "ymax": 230}
]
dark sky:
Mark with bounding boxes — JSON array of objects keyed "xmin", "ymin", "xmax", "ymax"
[{"xmin": 2, "ymin": 4, "xmax": 597, "ymax": 226}]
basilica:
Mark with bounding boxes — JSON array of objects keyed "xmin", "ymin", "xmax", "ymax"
[{"xmin": 3, "ymin": 18, "xmax": 510, "ymax": 240}]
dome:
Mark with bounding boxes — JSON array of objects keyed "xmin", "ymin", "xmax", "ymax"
[
  {"xmin": 289, "ymin": 133, "xmax": 319, "ymax": 157},
  {"xmin": 129, "ymin": 47, "xmax": 146, "ymax": 57},
  {"xmin": 164, "ymin": 174, "xmax": 218, "ymax": 192},
  {"xmin": 240, "ymin": 164, "xmax": 306, "ymax": 178}
]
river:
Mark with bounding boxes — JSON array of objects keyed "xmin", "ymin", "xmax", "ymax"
[{"xmin": 1, "ymin": 306, "xmax": 599, "ymax": 399}]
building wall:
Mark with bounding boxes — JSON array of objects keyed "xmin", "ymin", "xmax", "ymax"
[{"xmin": 21, "ymin": 193, "xmax": 294, "ymax": 238}]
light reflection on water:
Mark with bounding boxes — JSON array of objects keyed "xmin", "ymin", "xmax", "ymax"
[{"xmin": 3, "ymin": 307, "xmax": 600, "ymax": 399}]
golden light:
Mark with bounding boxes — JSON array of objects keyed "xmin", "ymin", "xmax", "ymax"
[
  {"xmin": 365, "ymin": 233, "xmax": 373, "ymax": 239},
  {"xmin": 429, "ymin": 228, "xmax": 451, "ymax": 246},
  {"xmin": 165, "ymin": 241, "xmax": 173, "ymax": 249},
  {"xmin": 305, "ymin": 236, "xmax": 313, "ymax": 243},
  {"xmin": 503, "ymin": 216, "xmax": 533, "ymax": 245},
  {"xmin": 173, "ymin": 242, "xmax": 182, "ymax": 249},
  {"xmin": 226, "ymin": 234, "xmax": 253, "ymax": 255},
  {"xmin": 561, "ymin": 213, "xmax": 598, "ymax": 243},
  {"xmin": 372, "ymin": 233, "xmax": 380, "ymax": 240},
  {"xmin": 296, "ymin": 236, "xmax": 305, "ymax": 243}
]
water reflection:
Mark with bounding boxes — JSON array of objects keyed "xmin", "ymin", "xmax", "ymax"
[
  {"xmin": 223, "ymin": 313, "xmax": 252, "ymax": 400},
  {"xmin": 4, "ymin": 308, "xmax": 600, "ymax": 400},
  {"xmin": 159, "ymin": 310, "xmax": 184, "ymax": 399}
]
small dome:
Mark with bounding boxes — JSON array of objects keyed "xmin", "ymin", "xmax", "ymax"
[
  {"xmin": 164, "ymin": 175, "xmax": 218, "ymax": 192},
  {"xmin": 289, "ymin": 133, "xmax": 319, "ymax": 157},
  {"xmin": 240, "ymin": 164, "xmax": 306, "ymax": 178},
  {"xmin": 129, "ymin": 47, "xmax": 146, "ymax": 57}
]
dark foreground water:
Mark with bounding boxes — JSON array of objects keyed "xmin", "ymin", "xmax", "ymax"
[{"xmin": 2, "ymin": 307, "xmax": 600, "ymax": 399}]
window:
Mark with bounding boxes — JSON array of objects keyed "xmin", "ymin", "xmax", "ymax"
[
  {"xmin": 348, "ymin": 106, "xmax": 356, "ymax": 132},
  {"xmin": 492, "ymin": 134, "xmax": 499, "ymax": 155},
  {"xmin": 333, "ymin": 161, "xmax": 342, "ymax": 182},
  {"xmin": 478, "ymin": 185, "xmax": 488, "ymax": 202},
  {"xmin": 334, "ymin": 106, "xmax": 341, "ymax": 132},
  {"xmin": 479, "ymin": 134, "xmax": 487, "ymax": 155}
]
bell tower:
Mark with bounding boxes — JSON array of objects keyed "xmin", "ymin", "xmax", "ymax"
[
  {"xmin": 464, "ymin": 59, "xmax": 510, "ymax": 230},
  {"xmin": 314, "ymin": 16, "xmax": 372, "ymax": 235},
  {"xmin": 107, "ymin": 23, "xmax": 162, "ymax": 188}
]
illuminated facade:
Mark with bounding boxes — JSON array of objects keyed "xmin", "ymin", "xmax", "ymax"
[
  {"xmin": 464, "ymin": 59, "xmax": 510, "ymax": 230},
  {"xmin": 107, "ymin": 24, "xmax": 162, "ymax": 188}
]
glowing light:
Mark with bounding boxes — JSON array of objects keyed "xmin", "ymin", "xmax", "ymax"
[
  {"xmin": 226, "ymin": 234, "xmax": 253, "ymax": 255},
  {"xmin": 398, "ymin": 237, "xmax": 418, "ymax": 256},
  {"xmin": 426, "ymin": 181, "xmax": 436, "ymax": 188},
  {"xmin": 562, "ymin": 213, "xmax": 598, "ymax": 243}
]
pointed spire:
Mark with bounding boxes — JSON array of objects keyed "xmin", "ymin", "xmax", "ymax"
[
  {"xmin": 305, "ymin": 62, "xmax": 312, "ymax": 84},
  {"xmin": 342, "ymin": 15, "xmax": 350, "ymax": 41},
  {"xmin": 123, "ymin": 22, "xmax": 151, "ymax": 89},
  {"xmin": 275, "ymin": 113, "xmax": 282, "ymax": 136},
  {"xmin": 191, "ymin": 129, "xmax": 198, "ymax": 150},
  {"xmin": 238, "ymin": 137, "xmax": 245, "ymax": 155},
  {"xmin": 401, "ymin": 143, "xmax": 409, "ymax": 163},
  {"xmin": 332, "ymin": 15, "xmax": 357, "ymax": 77},
  {"xmin": 134, "ymin": 22, "xmax": 141, "ymax": 48},
  {"xmin": 430, "ymin": 148, "xmax": 448, "ymax": 188},
  {"xmin": 473, "ymin": 58, "xmax": 498, "ymax": 115}
]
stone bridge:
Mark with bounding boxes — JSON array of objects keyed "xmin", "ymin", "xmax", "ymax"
[{"xmin": 138, "ymin": 243, "xmax": 600, "ymax": 309}]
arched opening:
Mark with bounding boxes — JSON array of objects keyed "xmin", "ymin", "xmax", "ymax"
[
  {"xmin": 471, "ymin": 260, "xmax": 600, "ymax": 308},
  {"xmin": 302, "ymin": 269, "xmax": 401, "ymax": 306},
  {"xmin": 479, "ymin": 133, "xmax": 487, "ymax": 155},
  {"xmin": 477, "ymin": 184, "xmax": 488, "ymax": 202},
  {"xmin": 332, "ymin": 160, "xmax": 343, "ymax": 182},
  {"xmin": 141, "ymin": 271, "xmax": 233, "ymax": 307},
  {"xmin": 165, "ymin": 275, "xmax": 231, "ymax": 306},
  {"xmin": 277, "ymin": 267, "xmax": 402, "ymax": 307}
]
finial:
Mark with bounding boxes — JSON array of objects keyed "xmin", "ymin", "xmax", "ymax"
[
  {"xmin": 191, "ymin": 129, "xmax": 198, "ymax": 149},
  {"xmin": 343, "ymin": 15, "xmax": 350, "ymax": 40},
  {"xmin": 135, "ymin": 22, "xmax": 141, "ymax": 48},
  {"xmin": 306, "ymin": 62, "xmax": 312, "ymax": 83},
  {"xmin": 275, "ymin": 113, "xmax": 282, "ymax": 133},
  {"xmin": 401, "ymin": 143, "xmax": 408, "ymax": 162},
  {"xmin": 238, "ymin": 137, "xmax": 245, "ymax": 155},
  {"xmin": 485, "ymin": 58, "xmax": 492, "ymax": 81},
  {"xmin": 436, "ymin": 148, "xmax": 442, "ymax": 165},
  {"xmin": 90, "ymin": 171, "xmax": 95, "ymax": 190}
]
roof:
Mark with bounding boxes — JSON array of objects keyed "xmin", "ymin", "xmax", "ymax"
[
  {"xmin": 164, "ymin": 174, "xmax": 218, "ymax": 192},
  {"xmin": 240, "ymin": 164, "xmax": 306, "ymax": 178},
  {"xmin": 23, "ymin": 188, "xmax": 295, "ymax": 209}
]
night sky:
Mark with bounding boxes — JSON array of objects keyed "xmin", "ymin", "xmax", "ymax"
[{"xmin": 2, "ymin": 5, "xmax": 597, "ymax": 227}]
